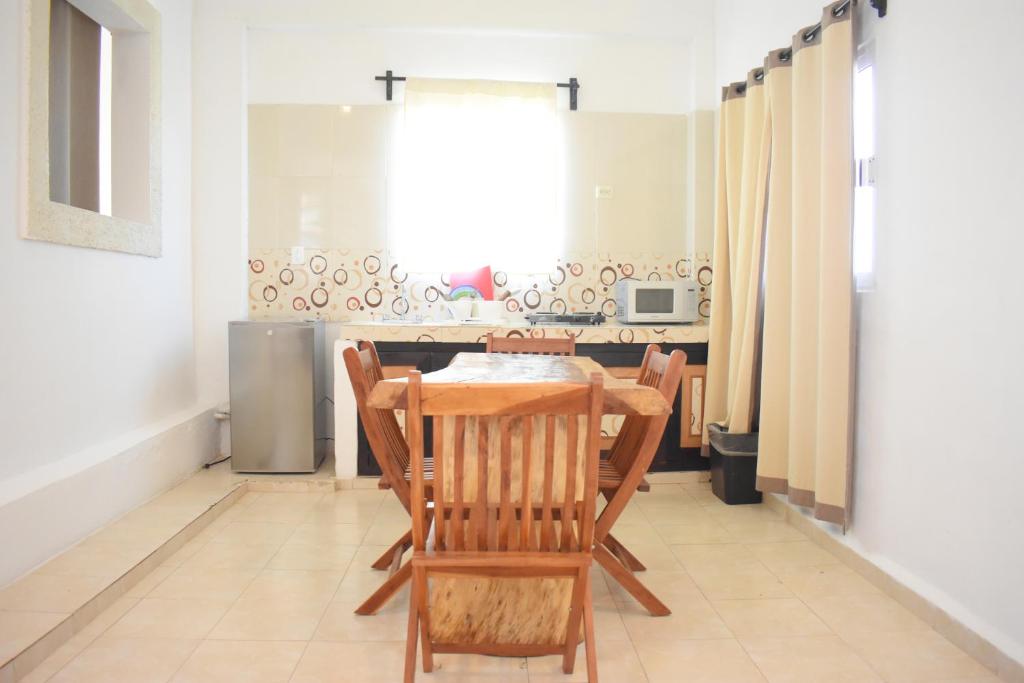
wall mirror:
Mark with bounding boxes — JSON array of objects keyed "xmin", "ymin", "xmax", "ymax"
[{"xmin": 21, "ymin": 0, "xmax": 162, "ymax": 256}]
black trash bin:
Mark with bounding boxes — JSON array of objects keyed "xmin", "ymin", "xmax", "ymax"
[{"xmin": 707, "ymin": 423, "xmax": 761, "ymax": 505}]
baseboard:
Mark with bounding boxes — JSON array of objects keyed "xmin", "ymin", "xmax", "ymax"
[
  {"xmin": 764, "ymin": 494, "xmax": 1024, "ymax": 683},
  {"xmin": 0, "ymin": 405, "xmax": 219, "ymax": 586},
  {"xmin": 3, "ymin": 484, "xmax": 246, "ymax": 681}
]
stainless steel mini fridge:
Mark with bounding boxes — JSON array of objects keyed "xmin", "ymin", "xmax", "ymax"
[{"xmin": 228, "ymin": 320, "xmax": 327, "ymax": 473}]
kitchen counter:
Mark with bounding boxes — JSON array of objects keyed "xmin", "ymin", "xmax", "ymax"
[{"xmin": 339, "ymin": 319, "xmax": 709, "ymax": 344}]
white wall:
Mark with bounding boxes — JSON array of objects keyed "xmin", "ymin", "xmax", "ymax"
[
  {"xmin": 0, "ymin": 0, "xmax": 211, "ymax": 584},
  {"xmin": 248, "ymin": 29, "xmax": 693, "ymax": 114},
  {"xmin": 715, "ymin": 0, "xmax": 1024, "ymax": 667},
  {"xmin": 712, "ymin": 0, "xmax": 823, "ymax": 91}
]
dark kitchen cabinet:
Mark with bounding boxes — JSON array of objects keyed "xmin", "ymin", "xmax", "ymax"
[{"xmin": 355, "ymin": 341, "xmax": 709, "ymax": 476}]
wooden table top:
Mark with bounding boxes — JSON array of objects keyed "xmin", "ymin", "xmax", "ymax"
[{"xmin": 366, "ymin": 352, "xmax": 670, "ymax": 416}]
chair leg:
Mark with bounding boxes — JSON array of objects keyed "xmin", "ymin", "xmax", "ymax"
[
  {"xmin": 355, "ymin": 561, "xmax": 412, "ymax": 615},
  {"xmin": 583, "ymin": 572, "xmax": 598, "ymax": 683},
  {"xmin": 593, "ymin": 544, "xmax": 671, "ymax": 616},
  {"xmin": 404, "ymin": 570, "xmax": 419, "ymax": 683},
  {"xmin": 562, "ymin": 567, "xmax": 588, "ymax": 674},
  {"xmin": 373, "ymin": 529, "xmax": 413, "ymax": 570},
  {"xmin": 415, "ymin": 566, "xmax": 433, "ymax": 673},
  {"xmin": 604, "ymin": 532, "xmax": 646, "ymax": 572}
]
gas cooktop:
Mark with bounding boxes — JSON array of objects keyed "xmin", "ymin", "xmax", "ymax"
[{"xmin": 524, "ymin": 312, "xmax": 606, "ymax": 326}]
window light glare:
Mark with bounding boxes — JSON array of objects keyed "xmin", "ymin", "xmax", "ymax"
[{"xmin": 98, "ymin": 27, "xmax": 113, "ymax": 217}]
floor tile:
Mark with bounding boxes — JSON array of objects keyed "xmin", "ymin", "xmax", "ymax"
[
  {"xmin": 671, "ymin": 543, "xmax": 760, "ymax": 571},
  {"xmin": 288, "ymin": 523, "xmax": 370, "ymax": 546},
  {"xmin": 290, "ymin": 640, "xmax": 405, "ymax": 682},
  {"xmin": 147, "ymin": 567, "xmax": 259, "ymax": 601},
  {"xmin": 688, "ymin": 563, "xmax": 794, "ymax": 600},
  {"xmin": 105, "ymin": 598, "xmax": 232, "ymax": 639},
  {"xmin": 48, "ymin": 636, "xmax": 199, "ymax": 683},
  {"xmin": 609, "ymin": 522, "xmax": 672, "ymax": 546},
  {"xmin": 775, "ymin": 565, "xmax": 882, "ymax": 603},
  {"xmin": 711, "ymin": 599, "xmax": 832, "ymax": 638},
  {"xmin": 240, "ymin": 570, "xmax": 344, "ymax": 603},
  {"xmin": 604, "ymin": 543, "xmax": 682, "ymax": 571},
  {"xmin": 420, "ymin": 651, "xmax": 528, "ymax": 682},
  {"xmin": 742, "ymin": 542, "xmax": 840, "ymax": 573},
  {"xmin": 180, "ymin": 542, "xmax": 280, "ymax": 571},
  {"xmin": 842, "ymin": 629, "xmax": 993, "ymax": 682},
  {"xmin": 805, "ymin": 593, "xmax": 930, "ymax": 637},
  {"xmin": 207, "ymin": 521, "xmax": 296, "ymax": 546},
  {"xmin": 208, "ymin": 598, "xmax": 329, "ymax": 641},
  {"xmin": 718, "ymin": 520, "xmax": 807, "ymax": 543},
  {"xmin": 171, "ymin": 639, "xmax": 306, "ymax": 682},
  {"xmin": 653, "ymin": 516, "xmax": 734, "ymax": 544},
  {"xmin": 266, "ymin": 541, "xmax": 358, "ymax": 572},
  {"xmin": 527, "ymin": 644, "xmax": 647, "ymax": 682},
  {"xmin": 635, "ymin": 638, "xmax": 766, "ymax": 683},
  {"xmin": 620, "ymin": 596, "xmax": 733, "ymax": 641},
  {"xmin": 314, "ymin": 600, "xmax": 409, "ymax": 642},
  {"xmin": 739, "ymin": 635, "xmax": 882, "ymax": 682},
  {"xmin": 606, "ymin": 569, "xmax": 704, "ymax": 608}
]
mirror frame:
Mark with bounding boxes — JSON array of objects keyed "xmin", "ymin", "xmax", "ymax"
[{"xmin": 20, "ymin": 0, "xmax": 162, "ymax": 256}]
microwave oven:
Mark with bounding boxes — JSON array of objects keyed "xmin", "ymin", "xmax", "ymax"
[{"xmin": 615, "ymin": 279, "xmax": 699, "ymax": 324}]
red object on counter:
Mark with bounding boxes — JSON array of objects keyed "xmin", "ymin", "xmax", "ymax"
[{"xmin": 449, "ymin": 265, "xmax": 494, "ymax": 301}]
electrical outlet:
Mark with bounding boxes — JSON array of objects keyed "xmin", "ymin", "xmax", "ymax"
[{"xmin": 595, "ymin": 185, "xmax": 614, "ymax": 199}]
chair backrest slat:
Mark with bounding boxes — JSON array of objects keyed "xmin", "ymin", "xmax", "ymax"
[
  {"xmin": 485, "ymin": 332, "xmax": 576, "ymax": 356},
  {"xmin": 519, "ymin": 416, "xmax": 534, "ymax": 552},
  {"xmin": 433, "ymin": 416, "xmax": 446, "ymax": 545}
]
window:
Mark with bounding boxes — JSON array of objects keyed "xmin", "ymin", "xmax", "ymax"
[
  {"xmin": 388, "ymin": 79, "xmax": 560, "ymax": 273},
  {"xmin": 853, "ymin": 42, "xmax": 877, "ymax": 290}
]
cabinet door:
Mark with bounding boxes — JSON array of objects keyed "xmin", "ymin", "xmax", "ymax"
[{"xmin": 680, "ymin": 364, "xmax": 707, "ymax": 448}]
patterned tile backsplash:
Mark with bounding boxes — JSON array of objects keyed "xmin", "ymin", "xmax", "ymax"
[{"xmin": 248, "ymin": 249, "xmax": 712, "ymax": 323}]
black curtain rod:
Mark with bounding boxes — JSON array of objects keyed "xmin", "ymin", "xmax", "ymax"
[
  {"xmin": 771, "ymin": 0, "xmax": 886, "ymax": 67},
  {"xmin": 374, "ymin": 71, "xmax": 581, "ymax": 110}
]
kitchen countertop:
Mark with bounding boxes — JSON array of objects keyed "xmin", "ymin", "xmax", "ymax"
[{"xmin": 338, "ymin": 319, "xmax": 709, "ymax": 344}]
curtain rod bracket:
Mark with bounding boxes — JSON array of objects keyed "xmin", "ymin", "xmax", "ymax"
[
  {"xmin": 374, "ymin": 70, "xmax": 406, "ymax": 101},
  {"xmin": 557, "ymin": 77, "xmax": 580, "ymax": 111}
]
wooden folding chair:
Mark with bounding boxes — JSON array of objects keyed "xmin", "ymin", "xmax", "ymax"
[
  {"xmin": 485, "ymin": 331, "xmax": 576, "ymax": 356},
  {"xmin": 404, "ymin": 371, "xmax": 604, "ymax": 682},
  {"xmin": 342, "ymin": 341, "xmax": 432, "ymax": 615},
  {"xmin": 593, "ymin": 344, "xmax": 686, "ymax": 616}
]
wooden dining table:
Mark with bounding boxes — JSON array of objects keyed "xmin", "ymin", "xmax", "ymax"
[
  {"xmin": 366, "ymin": 352, "xmax": 673, "ymax": 646},
  {"xmin": 366, "ymin": 352, "xmax": 671, "ymax": 416}
]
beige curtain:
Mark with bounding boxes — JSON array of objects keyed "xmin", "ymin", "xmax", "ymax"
[
  {"xmin": 707, "ymin": 0, "xmax": 854, "ymax": 527},
  {"xmin": 703, "ymin": 70, "xmax": 771, "ymax": 441}
]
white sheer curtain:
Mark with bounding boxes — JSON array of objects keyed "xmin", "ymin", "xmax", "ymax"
[{"xmin": 388, "ymin": 78, "xmax": 559, "ymax": 274}]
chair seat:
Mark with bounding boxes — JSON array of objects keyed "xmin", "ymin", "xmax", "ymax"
[{"xmin": 599, "ymin": 461, "xmax": 651, "ymax": 492}]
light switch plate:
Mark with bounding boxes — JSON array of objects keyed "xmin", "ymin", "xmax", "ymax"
[
  {"xmin": 595, "ymin": 185, "xmax": 614, "ymax": 199},
  {"xmin": 290, "ymin": 246, "xmax": 305, "ymax": 264}
]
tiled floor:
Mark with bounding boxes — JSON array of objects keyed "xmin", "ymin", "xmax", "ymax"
[{"xmin": 17, "ymin": 481, "xmax": 998, "ymax": 682}]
